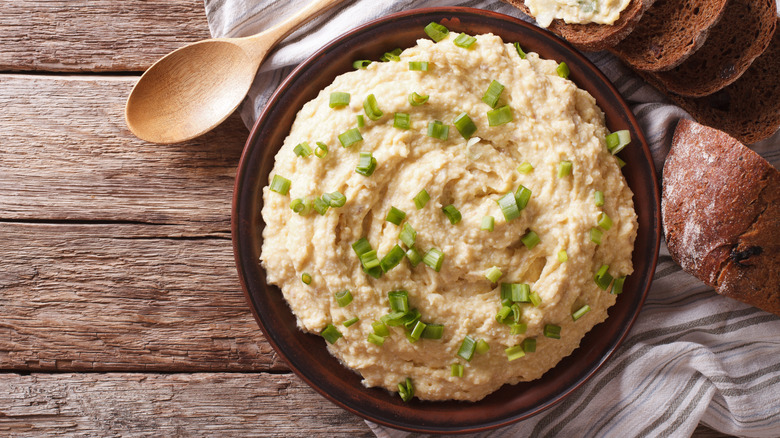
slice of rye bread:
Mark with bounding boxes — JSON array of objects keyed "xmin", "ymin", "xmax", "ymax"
[
  {"xmin": 501, "ymin": 0, "xmax": 656, "ymax": 51},
  {"xmin": 665, "ymin": 17, "xmax": 780, "ymax": 145},
  {"xmin": 610, "ymin": 0, "xmax": 730, "ymax": 72},
  {"xmin": 662, "ymin": 119, "xmax": 780, "ymax": 316},
  {"xmin": 648, "ymin": 0, "xmax": 777, "ymax": 97}
]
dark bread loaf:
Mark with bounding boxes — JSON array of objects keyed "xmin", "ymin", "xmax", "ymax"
[
  {"xmin": 501, "ymin": 0, "xmax": 656, "ymax": 51},
  {"xmin": 662, "ymin": 119, "xmax": 780, "ymax": 316},
  {"xmin": 610, "ymin": 0, "xmax": 729, "ymax": 72},
  {"xmin": 649, "ymin": 0, "xmax": 777, "ymax": 97}
]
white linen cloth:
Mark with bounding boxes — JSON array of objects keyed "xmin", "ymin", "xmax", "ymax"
[{"xmin": 203, "ymin": 1, "xmax": 780, "ymax": 436}]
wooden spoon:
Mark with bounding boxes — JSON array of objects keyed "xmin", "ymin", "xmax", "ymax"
[{"xmin": 125, "ymin": 0, "xmax": 346, "ymax": 144}]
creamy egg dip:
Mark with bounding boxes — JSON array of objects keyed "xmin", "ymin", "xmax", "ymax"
[
  {"xmin": 261, "ymin": 24, "xmax": 637, "ymax": 402},
  {"xmin": 525, "ymin": 0, "xmax": 632, "ymax": 27}
]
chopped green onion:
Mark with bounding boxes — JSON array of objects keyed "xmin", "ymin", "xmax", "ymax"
[
  {"xmin": 558, "ymin": 160, "xmax": 573, "ymax": 178},
  {"xmin": 457, "ymin": 335, "xmax": 477, "ymax": 361},
  {"xmin": 498, "ymin": 193, "xmax": 521, "ymax": 221},
  {"xmin": 321, "ymin": 191, "xmax": 345, "ymax": 208},
  {"xmin": 590, "ymin": 227, "xmax": 603, "ymax": 245},
  {"xmin": 423, "ymin": 248, "xmax": 444, "ymax": 272},
  {"xmin": 372, "ymin": 320, "xmax": 390, "ymax": 337},
  {"xmin": 315, "ymin": 142, "xmax": 328, "ymax": 158},
  {"xmin": 343, "ymin": 317, "xmax": 359, "ymax": 327},
  {"xmin": 514, "ymin": 42, "xmax": 527, "ymax": 59},
  {"xmin": 363, "ymin": 94, "xmax": 383, "ymax": 121},
  {"xmin": 353, "ymin": 59, "xmax": 371, "ymax": 69},
  {"xmin": 269, "ymin": 175, "xmax": 291, "ymax": 195},
  {"xmin": 485, "ymin": 266, "xmax": 503, "ymax": 283},
  {"xmin": 595, "ymin": 264, "xmax": 613, "ymax": 290},
  {"xmin": 598, "ymin": 212, "xmax": 613, "ymax": 230},
  {"xmin": 487, "ymin": 105, "xmax": 513, "ymax": 126},
  {"xmin": 558, "ymin": 249, "xmax": 569, "ymax": 263},
  {"xmin": 427, "ymin": 120, "xmax": 449, "ymax": 140},
  {"xmin": 521, "ymin": 230, "xmax": 540, "ymax": 249},
  {"xmin": 453, "ymin": 112, "xmax": 478, "ymax": 139},
  {"xmin": 408, "ymin": 61, "xmax": 429, "ymax": 71},
  {"xmin": 500, "ymin": 283, "xmax": 513, "ymax": 301},
  {"xmin": 475, "ymin": 339, "xmax": 490, "ymax": 354},
  {"xmin": 543, "ymin": 324, "xmax": 561, "ymax": 339},
  {"xmin": 360, "ymin": 249, "xmax": 380, "ymax": 269},
  {"xmin": 594, "ymin": 190, "xmax": 605, "ymax": 207},
  {"xmin": 482, "ymin": 80, "xmax": 505, "ymax": 108},
  {"xmin": 511, "ymin": 303, "xmax": 523, "ymax": 322},
  {"xmin": 380, "ymin": 245, "xmax": 406, "ymax": 272},
  {"xmin": 382, "ymin": 312, "xmax": 406, "ymax": 328},
  {"xmin": 517, "ymin": 161, "xmax": 534, "ymax": 174},
  {"xmin": 312, "ymin": 196, "xmax": 329, "ymax": 215},
  {"xmin": 335, "ymin": 290, "xmax": 353, "ymax": 307},
  {"xmin": 380, "ymin": 48, "xmax": 402, "ymax": 62},
  {"xmin": 505, "ymin": 345, "xmax": 526, "ymax": 361},
  {"xmin": 515, "ymin": 184, "xmax": 532, "ymax": 210},
  {"xmin": 399, "ymin": 222, "xmax": 416, "ymax": 247},
  {"xmin": 606, "ymin": 130, "xmax": 631, "ymax": 154},
  {"xmin": 451, "ymin": 363, "xmax": 464, "ymax": 377},
  {"xmin": 402, "ymin": 309, "xmax": 421, "ymax": 329},
  {"xmin": 512, "ymin": 284, "xmax": 531, "ymax": 302},
  {"xmin": 385, "ymin": 206, "xmax": 406, "ymax": 225},
  {"xmin": 453, "ymin": 33, "xmax": 477, "ymax": 49},
  {"xmin": 393, "ymin": 112, "xmax": 411, "ymax": 130},
  {"xmin": 293, "ymin": 141, "xmax": 312, "ymax": 157},
  {"xmin": 611, "ymin": 276, "xmax": 626, "ymax": 295},
  {"xmin": 424, "ymin": 22, "xmax": 449, "ymax": 41},
  {"xmin": 481, "ymin": 215, "xmax": 495, "ymax": 231},
  {"xmin": 356, "ymin": 114, "xmax": 365, "ymax": 128},
  {"xmin": 290, "ymin": 198, "xmax": 305, "ymax": 214},
  {"xmin": 387, "ymin": 290, "xmax": 409, "ymax": 313},
  {"xmin": 329, "ymin": 92, "xmax": 350, "ymax": 108},
  {"xmin": 510, "ymin": 322, "xmax": 527, "ymax": 335},
  {"xmin": 301, "ymin": 272, "xmax": 312, "ymax": 285},
  {"xmin": 408, "ymin": 92, "xmax": 429, "ymax": 106},
  {"xmin": 355, "ymin": 151, "xmax": 377, "ymax": 176},
  {"xmin": 398, "ymin": 378, "xmax": 414, "ymax": 402},
  {"xmin": 442, "ymin": 204, "xmax": 462, "ymax": 224},
  {"xmin": 367, "ymin": 333, "xmax": 386, "ymax": 346},
  {"xmin": 572, "ymin": 304, "xmax": 591, "ymax": 321},
  {"xmin": 616, "ymin": 156, "xmax": 627, "ymax": 168},
  {"xmin": 422, "ymin": 323, "xmax": 444, "ymax": 339},
  {"xmin": 409, "ymin": 320, "xmax": 427, "ymax": 341},
  {"xmin": 413, "ymin": 189, "xmax": 430, "ymax": 210},
  {"xmin": 352, "ymin": 237, "xmax": 372, "ymax": 257},
  {"xmin": 530, "ymin": 291, "xmax": 542, "ymax": 307},
  {"xmin": 556, "ymin": 62, "xmax": 570, "ymax": 79},
  {"xmin": 321, "ymin": 324, "xmax": 342, "ymax": 344},
  {"xmin": 522, "ymin": 337, "xmax": 536, "ymax": 353},
  {"xmin": 406, "ymin": 247, "xmax": 423, "ymax": 267},
  {"xmin": 496, "ymin": 305, "xmax": 512, "ymax": 323},
  {"xmin": 338, "ymin": 127, "xmax": 363, "ymax": 147}
]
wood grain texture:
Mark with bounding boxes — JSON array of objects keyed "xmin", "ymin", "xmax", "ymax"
[
  {"xmin": 0, "ymin": 1, "xmax": 211, "ymax": 72},
  {"xmin": 0, "ymin": 373, "xmax": 373, "ymax": 437}
]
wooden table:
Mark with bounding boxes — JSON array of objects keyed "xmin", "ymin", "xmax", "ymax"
[{"xmin": 0, "ymin": 2, "xmax": 729, "ymax": 436}]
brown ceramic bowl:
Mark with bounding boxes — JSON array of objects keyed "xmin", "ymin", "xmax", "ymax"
[{"xmin": 233, "ymin": 7, "xmax": 661, "ymax": 434}]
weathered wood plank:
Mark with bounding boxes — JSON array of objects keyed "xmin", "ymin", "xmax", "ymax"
[
  {"xmin": 0, "ymin": 74, "xmax": 247, "ymax": 232},
  {"xmin": 0, "ymin": 373, "xmax": 373, "ymax": 437},
  {"xmin": 0, "ymin": 1, "xmax": 211, "ymax": 72},
  {"xmin": 0, "ymin": 222, "xmax": 282, "ymax": 372}
]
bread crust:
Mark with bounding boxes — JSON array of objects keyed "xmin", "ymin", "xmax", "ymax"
[
  {"xmin": 502, "ymin": 0, "xmax": 656, "ymax": 51},
  {"xmin": 662, "ymin": 119, "xmax": 780, "ymax": 316}
]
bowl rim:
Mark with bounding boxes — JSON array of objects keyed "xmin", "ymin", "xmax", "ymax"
[{"xmin": 232, "ymin": 6, "xmax": 661, "ymax": 434}]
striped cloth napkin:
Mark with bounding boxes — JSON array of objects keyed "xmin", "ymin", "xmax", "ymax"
[{"xmin": 203, "ymin": 1, "xmax": 780, "ymax": 436}]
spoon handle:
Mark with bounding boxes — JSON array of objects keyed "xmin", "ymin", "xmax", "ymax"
[{"xmin": 242, "ymin": 0, "xmax": 348, "ymax": 62}]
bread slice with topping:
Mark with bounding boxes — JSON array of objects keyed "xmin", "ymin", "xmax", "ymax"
[
  {"xmin": 610, "ymin": 0, "xmax": 730, "ymax": 72},
  {"xmin": 501, "ymin": 0, "xmax": 657, "ymax": 51},
  {"xmin": 662, "ymin": 119, "xmax": 779, "ymax": 316}
]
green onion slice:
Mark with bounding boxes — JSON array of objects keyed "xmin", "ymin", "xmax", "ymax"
[
  {"xmin": 457, "ymin": 335, "xmax": 477, "ymax": 361},
  {"xmin": 422, "ymin": 323, "xmax": 444, "ymax": 339},
  {"xmin": 398, "ymin": 378, "xmax": 414, "ymax": 402},
  {"xmin": 356, "ymin": 114, "xmax": 365, "ymax": 128},
  {"xmin": 453, "ymin": 112, "xmax": 478, "ymax": 139},
  {"xmin": 269, "ymin": 175, "xmax": 291, "ymax": 195},
  {"xmin": 343, "ymin": 317, "xmax": 359, "ymax": 327},
  {"xmin": 594, "ymin": 264, "xmax": 614, "ymax": 290},
  {"xmin": 475, "ymin": 339, "xmax": 490, "ymax": 354},
  {"xmin": 321, "ymin": 324, "xmax": 342, "ymax": 344},
  {"xmin": 301, "ymin": 272, "xmax": 312, "ymax": 285},
  {"xmin": 386, "ymin": 206, "xmax": 406, "ymax": 225},
  {"xmin": 558, "ymin": 249, "xmax": 569, "ymax": 263},
  {"xmin": 413, "ymin": 189, "xmax": 430, "ymax": 210},
  {"xmin": 372, "ymin": 320, "xmax": 390, "ymax": 337},
  {"xmin": 406, "ymin": 247, "xmax": 423, "ymax": 267},
  {"xmin": 505, "ymin": 345, "xmax": 526, "ymax": 361},
  {"xmin": 367, "ymin": 333, "xmax": 385, "ymax": 346},
  {"xmin": 572, "ymin": 304, "xmax": 591, "ymax": 321},
  {"xmin": 380, "ymin": 245, "xmax": 406, "ymax": 272},
  {"xmin": 510, "ymin": 322, "xmax": 527, "ymax": 335},
  {"xmin": 352, "ymin": 237, "xmax": 372, "ymax": 257},
  {"xmin": 451, "ymin": 363, "xmax": 464, "ymax": 377},
  {"xmin": 515, "ymin": 184, "xmax": 532, "ymax": 210},
  {"xmin": 498, "ymin": 192, "xmax": 521, "ymax": 221},
  {"xmin": 424, "ymin": 22, "xmax": 449, "ymax": 42},
  {"xmin": 514, "ymin": 42, "xmax": 527, "ymax": 59},
  {"xmin": 616, "ymin": 156, "xmax": 627, "ymax": 168},
  {"xmin": 453, "ymin": 32, "xmax": 477, "ymax": 48},
  {"xmin": 522, "ymin": 337, "xmax": 536, "ymax": 353},
  {"xmin": 335, "ymin": 290, "xmax": 353, "ymax": 307},
  {"xmin": 408, "ymin": 92, "xmax": 429, "ymax": 106},
  {"xmin": 611, "ymin": 276, "xmax": 626, "ymax": 295},
  {"xmin": 409, "ymin": 320, "xmax": 427, "ymax": 341},
  {"xmin": 543, "ymin": 324, "xmax": 561, "ymax": 339},
  {"xmin": 512, "ymin": 284, "xmax": 531, "ymax": 302},
  {"xmin": 293, "ymin": 141, "xmax": 312, "ymax": 158},
  {"xmin": 427, "ymin": 120, "xmax": 449, "ymax": 140},
  {"xmin": 363, "ymin": 94, "xmax": 383, "ymax": 121},
  {"xmin": 496, "ymin": 305, "xmax": 512, "ymax": 324},
  {"xmin": 408, "ymin": 61, "xmax": 429, "ymax": 71},
  {"xmin": 353, "ymin": 59, "xmax": 371, "ymax": 69},
  {"xmin": 590, "ymin": 227, "xmax": 603, "ymax": 245},
  {"xmin": 485, "ymin": 266, "xmax": 502, "ymax": 283},
  {"xmin": 312, "ymin": 196, "xmax": 329, "ymax": 216},
  {"xmin": 594, "ymin": 190, "xmax": 605, "ymax": 206},
  {"xmin": 442, "ymin": 204, "xmax": 462, "ymax": 224},
  {"xmin": 290, "ymin": 198, "xmax": 305, "ymax": 214},
  {"xmin": 380, "ymin": 48, "xmax": 402, "ymax": 62},
  {"xmin": 355, "ymin": 151, "xmax": 377, "ymax": 176},
  {"xmin": 315, "ymin": 142, "xmax": 328, "ymax": 158},
  {"xmin": 322, "ymin": 191, "xmax": 346, "ymax": 208},
  {"xmin": 521, "ymin": 230, "xmax": 540, "ymax": 250},
  {"xmin": 399, "ymin": 222, "xmax": 416, "ymax": 247},
  {"xmin": 481, "ymin": 215, "xmax": 495, "ymax": 231},
  {"xmin": 482, "ymin": 80, "xmax": 505, "ymax": 108},
  {"xmin": 530, "ymin": 291, "xmax": 542, "ymax": 307},
  {"xmin": 387, "ymin": 290, "xmax": 409, "ymax": 313},
  {"xmin": 558, "ymin": 160, "xmax": 573, "ymax": 178},
  {"xmin": 517, "ymin": 161, "xmax": 534, "ymax": 174},
  {"xmin": 422, "ymin": 248, "xmax": 444, "ymax": 272},
  {"xmin": 557, "ymin": 62, "xmax": 570, "ymax": 79},
  {"xmin": 329, "ymin": 92, "xmax": 350, "ymax": 108},
  {"xmin": 360, "ymin": 249, "xmax": 380, "ymax": 269},
  {"xmin": 393, "ymin": 112, "xmax": 411, "ymax": 130},
  {"xmin": 338, "ymin": 127, "xmax": 363, "ymax": 147},
  {"xmin": 487, "ymin": 105, "xmax": 513, "ymax": 126},
  {"xmin": 606, "ymin": 130, "xmax": 631, "ymax": 154},
  {"xmin": 598, "ymin": 212, "xmax": 613, "ymax": 230},
  {"xmin": 402, "ymin": 309, "xmax": 421, "ymax": 329}
]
